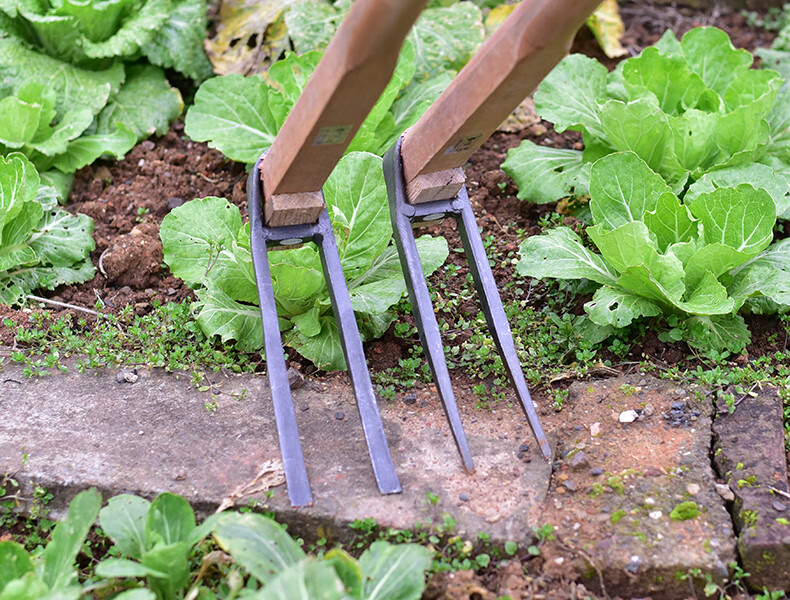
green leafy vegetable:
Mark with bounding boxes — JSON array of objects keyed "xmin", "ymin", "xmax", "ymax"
[
  {"xmin": 0, "ymin": 37, "xmax": 183, "ymax": 187},
  {"xmin": 504, "ymin": 26, "xmax": 790, "ymax": 221},
  {"xmin": 160, "ymin": 152, "xmax": 449, "ymax": 370},
  {"xmin": 0, "ymin": 488, "xmax": 101, "ymax": 598},
  {"xmin": 214, "ymin": 512, "xmax": 432, "ymax": 600},
  {"xmin": 0, "ymin": 153, "xmax": 95, "ymax": 304},
  {"xmin": 517, "ymin": 152, "xmax": 790, "ymax": 356},
  {"xmin": 0, "ymin": 0, "xmax": 212, "ymax": 79}
]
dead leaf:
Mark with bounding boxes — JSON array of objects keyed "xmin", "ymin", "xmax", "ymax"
[
  {"xmin": 215, "ymin": 459, "xmax": 286, "ymax": 513},
  {"xmin": 498, "ymin": 96, "xmax": 540, "ymax": 133},
  {"xmin": 586, "ymin": 0, "xmax": 628, "ymax": 59},
  {"xmin": 206, "ymin": 0, "xmax": 302, "ymax": 76},
  {"xmin": 484, "ymin": 3, "xmax": 515, "ymax": 38}
]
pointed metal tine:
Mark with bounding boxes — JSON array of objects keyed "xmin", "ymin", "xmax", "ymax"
[
  {"xmin": 314, "ymin": 212, "xmax": 402, "ymax": 495},
  {"xmin": 248, "ymin": 160, "xmax": 313, "ymax": 507},
  {"xmin": 384, "ymin": 142, "xmax": 475, "ymax": 473},
  {"xmin": 454, "ymin": 189, "xmax": 552, "ymax": 461}
]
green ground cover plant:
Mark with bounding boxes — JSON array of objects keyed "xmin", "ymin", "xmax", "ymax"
[
  {"xmin": 0, "ymin": 153, "xmax": 95, "ymax": 304},
  {"xmin": 160, "ymin": 152, "xmax": 448, "ymax": 370},
  {"xmin": 503, "ymin": 26, "xmax": 790, "ymax": 223},
  {"xmin": 517, "ymin": 151, "xmax": 790, "ymax": 357}
]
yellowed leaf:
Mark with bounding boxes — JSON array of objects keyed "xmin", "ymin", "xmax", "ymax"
[
  {"xmin": 484, "ymin": 3, "xmax": 516, "ymax": 37},
  {"xmin": 586, "ymin": 0, "xmax": 628, "ymax": 59},
  {"xmin": 205, "ymin": 0, "xmax": 302, "ymax": 76}
]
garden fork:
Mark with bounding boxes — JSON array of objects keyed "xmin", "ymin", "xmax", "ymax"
[
  {"xmin": 383, "ymin": 0, "xmax": 603, "ymax": 469},
  {"xmin": 249, "ymin": 0, "xmax": 427, "ymax": 507}
]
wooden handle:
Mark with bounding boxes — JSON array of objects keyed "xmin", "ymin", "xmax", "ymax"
[
  {"xmin": 401, "ymin": 0, "xmax": 602, "ymax": 195},
  {"xmin": 261, "ymin": 0, "xmax": 427, "ymax": 225}
]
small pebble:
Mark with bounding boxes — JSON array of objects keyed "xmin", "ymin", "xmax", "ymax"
[
  {"xmin": 167, "ymin": 197, "xmax": 186, "ymax": 209},
  {"xmin": 643, "ymin": 403, "xmax": 655, "ymax": 417},
  {"xmin": 590, "ymin": 422, "xmax": 601, "ymax": 437},
  {"xmin": 519, "ymin": 443, "xmax": 529, "ymax": 452},
  {"xmin": 644, "ymin": 497, "xmax": 655, "ymax": 505},
  {"xmin": 287, "ymin": 367, "xmax": 304, "ymax": 390},
  {"xmin": 649, "ymin": 510, "xmax": 663, "ymax": 520},
  {"xmin": 686, "ymin": 483, "xmax": 701, "ymax": 496},
  {"xmin": 459, "ymin": 493, "xmax": 469, "ymax": 502},
  {"xmin": 141, "ymin": 140, "xmax": 155, "ymax": 151},
  {"xmin": 403, "ymin": 393, "xmax": 417, "ymax": 405},
  {"xmin": 619, "ymin": 410, "xmax": 639, "ymax": 423},
  {"xmin": 715, "ymin": 483, "xmax": 735, "ymax": 502},
  {"xmin": 562, "ymin": 480, "xmax": 576, "ymax": 492},
  {"xmin": 116, "ymin": 369, "xmax": 138, "ymax": 384},
  {"xmin": 573, "ymin": 425, "xmax": 583, "ymax": 431},
  {"xmin": 138, "ymin": 430, "xmax": 144, "ymax": 436},
  {"xmin": 589, "ymin": 467, "xmax": 603, "ymax": 477},
  {"xmin": 773, "ymin": 501, "xmax": 787, "ymax": 512},
  {"xmin": 671, "ymin": 401, "xmax": 686, "ymax": 410},
  {"xmin": 569, "ymin": 451, "xmax": 588, "ymax": 470},
  {"xmin": 299, "ymin": 403, "xmax": 309, "ymax": 412},
  {"xmin": 335, "ymin": 411, "xmax": 345, "ymax": 420}
]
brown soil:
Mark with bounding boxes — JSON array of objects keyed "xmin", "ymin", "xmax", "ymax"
[{"xmin": 0, "ymin": 3, "xmax": 783, "ymax": 599}]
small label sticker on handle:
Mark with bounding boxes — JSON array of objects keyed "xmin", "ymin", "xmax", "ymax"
[
  {"xmin": 444, "ymin": 134, "xmax": 482, "ymax": 154},
  {"xmin": 313, "ymin": 125, "xmax": 353, "ymax": 146}
]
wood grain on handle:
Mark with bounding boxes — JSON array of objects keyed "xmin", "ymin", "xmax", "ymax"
[
  {"xmin": 262, "ymin": 0, "xmax": 427, "ymax": 226},
  {"xmin": 400, "ymin": 0, "xmax": 602, "ymax": 199}
]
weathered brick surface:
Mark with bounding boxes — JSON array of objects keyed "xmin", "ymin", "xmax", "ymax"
[{"xmin": 713, "ymin": 386, "xmax": 790, "ymax": 591}]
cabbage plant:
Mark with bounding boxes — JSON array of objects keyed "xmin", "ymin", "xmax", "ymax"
[
  {"xmin": 160, "ymin": 153, "xmax": 448, "ymax": 370},
  {"xmin": 517, "ymin": 152, "xmax": 790, "ymax": 357},
  {"xmin": 503, "ymin": 27, "xmax": 790, "ymax": 222}
]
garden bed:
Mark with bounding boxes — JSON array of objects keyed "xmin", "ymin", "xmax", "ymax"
[{"xmin": 2, "ymin": 2, "xmax": 790, "ymax": 599}]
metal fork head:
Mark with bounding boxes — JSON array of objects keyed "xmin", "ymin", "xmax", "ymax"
[
  {"xmin": 248, "ymin": 155, "xmax": 401, "ymax": 507},
  {"xmin": 383, "ymin": 138, "xmax": 552, "ymax": 463}
]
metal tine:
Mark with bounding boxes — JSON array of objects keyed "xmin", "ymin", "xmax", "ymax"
[
  {"xmin": 249, "ymin": 157, "xmax": 401, "ymax": 506},
  {"xmin": 383, "ymin": 141, "xmax": 475, "ymax": 472},
  {"xmin": 453, "ymin": 180, "xmax": 552, "ymax": 461},
  {"xmin": 248, "ymin": 159, "xmax": 312, "ymax": 507}
]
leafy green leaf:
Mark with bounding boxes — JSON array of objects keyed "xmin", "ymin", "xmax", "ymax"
[
  {"xmin": 99, "ymin": 495, "xmax": 151, "ymax": 560},
  {"xmin": 195, "ymin": 286, "xmax": 263, "ymax": 352},
  {"xmin": 96, "ymin": 64, "xmax": 183, "ymax": 139},
  {"xmin": 686, "ymin": 185, "xmax": 775, "ymax": 255},
  {"xmin": 517, "ymin": 227, "xmax": 618, "ymax": 286},
  {"xmin": 285, "ymin": 0, "xmax": 343, "ymax": 55},
  {"xmin": 680, "ymin": 27, "xmax": 752, "ymax": 95},
  {"xmin": 323, "ymin": 548, "xmax": 362, "ymax": 598},
  {"xmin": 501, "ymin": 142, "xmax": 587, "ymax": 204},
  {"xmin": 683, "ymin": 313, "xmax": 750, "ymax": 356},
  {"xmin": 686, "ymin": 163, "xmax": 790, "ymax": 219},
  {"xmin": 42, "ymin": 488, "xmax": 102, "ymax": 590},
  {"xmin": 141, "ymin": 541, "xmax": 192, "ymax": 600},
  {"xmin": 249, "ymin": 559, "xmax": 347, "ymax": 600},
  {"xmin": 0, "ymin": 542, "xmax": 33, "ymax": 592},
  {"xmin": 589, "ymin": 151, "xmax": 673, "ymax": 230},
  {"xmin": 94, "ymin": 558, "xmax": 168, "ymax": 579},
  {"xmin": 728, "ymin": 238, "xmax": 790, "ymax": 306},
  {"xmin": 360, "ymin": 541, "xmax": 433, "ymax": 600},
  {"xmin": 160, "ymin": 196, "xmax": 243, "ymax": 285},
  {"xmin": 145, "ymin": 493, "xmax": 196, "ymax": 547},
  {"xmin": 407, "ymin": 2, "xmax": 483, "ymax": 82},
  {"xmin": 50, "ymin": 123, "xmax": 137, "ymax": 172},
  {"xmin": 584, "ymin": 286, "xmax": 661, "ymax": 327},
  {"xmin": 143, "ymin": 0, "xmax": 214, "ymax": 82},
  {"xmin": 0, "ymin": 40, "xmax": 124, "ymax": 119},
  {"xmin": 183, "ymin": 73, "xmax": 281, "ymax": 164},
  {"xmin": 534, "ymin": 53, "xmax": 607, "ymax": 136},
  {"xmin": 212, "ymin": 512, "xmax": 305, "ymax": 585}
]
